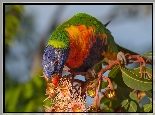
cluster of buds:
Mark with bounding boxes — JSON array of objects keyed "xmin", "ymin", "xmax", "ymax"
[
  {"xmin": 42, "ymin": 53, "xmax": 152, "ymax": 112},
  {"xmin": 43, "ymin": 76, "xmax": 87, "ymax": 112}
]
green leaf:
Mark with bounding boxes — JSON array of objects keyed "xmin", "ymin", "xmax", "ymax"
[
  {"xmin": 24, "ymin": 101, "xmax": 35, "ymax": 112},
  {"xmin": 128, "ymin": 101, "xmax": 138, "ymax": 112},
  {"xmin": 32, "ymin": 74, "xmax": 43, "ymax": 88},
  {"xmin": 101, "ymin": 58, "xmax": 109, "ymax": 65},
  {"xmin": 103, "ymin": 107, "xmax": 114, "ymax": 112},
  {"xmin": 133, "ymin": 66, "xmax": 152, "ymax": 80},
  {"xmin": 145, "ymin": 90, "xmax": 152, "ymax": 98},
  {"xmin": 23, "ymin": 83, "xmax": 33, "ymax": 99},
  {"xmin": 100, "ymin": 96, "xmax": 113, "ymax": 110},
  {"xmin": 100, "ymin": 96, "xmax": 119, "ymax": 109},
  {"xmin": 93, "ymin": 57, "xmax": 111, "ymax": 74},
  {"xmin": 93, "ymin": 61, "xmax": 102, "ymax": 73},
  {"xmin": 108, "ymin": 65, "xmax": 120, "ymax": 78},
  {"xmin": 100, "ymin": 96, "xmax": 111, "ymax": 107},
  {"xmin": 121, "ymin": 92, "xmax": 140, "ymax": 112},
  {"xmin": 100, "ymin": 81, "xmax": 108, "ymax": 89},
  {"xmin": 145, "ymin": 67, "xmax": 152, "ymax": 80},
  {"xmin": 111, "ymin": 69, "xmax": 128, "ymax": 88},
  {"xmin": 121, "ymin": 67, "xmax": 152, "ymax": 91},
  {"xmin": 116, "ymin": 86, "xmax": 132, "ymax": 105},
  {"xmin": 111, "ymin": 97, "xmax": 119, "ymax": 108},
  {"xmin": 6, "ymin": 86, "xmax": 23, "ymax": 111},
  {"xmin": 121, "ymin": 99, "xmax": 129, "ymax": 108},
  {"xmin": 129, "ymin": 92, "xmax": 139, "ymax": 101},
  {"xmin": 143, "ymin": 51, "xmax": 152, "ymax": 57},
  {"xmin": 112, "ymin": 81, "xmax": 117, "ymax": 89},
  {"xmin": 141, "ymin": 103, "xmax": 152, "ymax": 112}
]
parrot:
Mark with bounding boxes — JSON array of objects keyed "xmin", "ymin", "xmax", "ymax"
[{"xmin": 42, "ymin": 13, "xmax": 136, "ymax": 82}]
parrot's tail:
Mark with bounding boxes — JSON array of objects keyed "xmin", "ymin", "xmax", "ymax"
[
  {"xmin": 104, "ymin": 21, "xmax": 140, "ymax": 55},
  {"xmin": 116, "ymin": 44, "xmax": 140, "ymax": 55},
  {"xmin": 104, "ymin": 20, "xmax": 111, "ymax": 27}
]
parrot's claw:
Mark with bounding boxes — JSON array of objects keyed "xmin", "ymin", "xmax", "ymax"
[
  {"xmin": 117, "ymin": 51, "xmax": 127, "ymax": 65},
  {"xmin": 86, "ymin": 69, "xmax": 97, "ymax": 80}
]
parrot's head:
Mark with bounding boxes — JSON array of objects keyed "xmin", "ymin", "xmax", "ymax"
[{"xmin": 42, "ymin": 46, "xmax": 69, "ymax": 80}]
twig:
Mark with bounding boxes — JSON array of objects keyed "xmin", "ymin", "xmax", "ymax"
[{"xmin": 79, "ymin": 54, "xmax": 152, "ymax": 99}]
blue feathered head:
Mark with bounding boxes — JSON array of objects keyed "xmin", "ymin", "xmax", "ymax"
[{"xmin": 42, "ymin": 46, "xmax": 69, "ymax": 79}]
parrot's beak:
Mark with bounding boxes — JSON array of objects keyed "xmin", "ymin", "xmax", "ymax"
[
  {"xmin": 43, "ymin": 71, "xmax": 62, "ymax": 83},
  {"xmin": 50, "ymin": 73, "xmax": 62, "ymax": 79}
]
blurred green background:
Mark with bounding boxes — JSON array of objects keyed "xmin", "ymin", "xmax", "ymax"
[{"xmin": 4, "ymin": 5, "xmax": 152, "ymax": 112}]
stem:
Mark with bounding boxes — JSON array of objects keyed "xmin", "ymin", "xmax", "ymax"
[
  {"xmin": 125, "ymin": 54, "xmax": 152, "ymax": 65},
  {"xmin": 102, "ymin": 76, "xmax": 114, "ymax": 90}
]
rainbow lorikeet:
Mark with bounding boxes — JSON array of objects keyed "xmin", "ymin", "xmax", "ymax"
[{"xmin": 42, "ymin": 13, "xmax": 133, "ymax": 81}]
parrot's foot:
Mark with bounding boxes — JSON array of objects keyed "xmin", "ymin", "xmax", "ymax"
[
  {"xmin": 85, "ymin": 69, "xmax": 97, "ymax": 80},
  {"xmin": 125, "ymin": 54, "xmax": 148, "ymax": 78},
  {"xmin": 117, "ymin": 51, "xmax": 127, "ymax": 65}
]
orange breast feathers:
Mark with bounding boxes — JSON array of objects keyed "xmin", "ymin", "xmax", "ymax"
[{"xmin": 65, "ymin": 25, "xmax": 97, "ymax": 68}]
